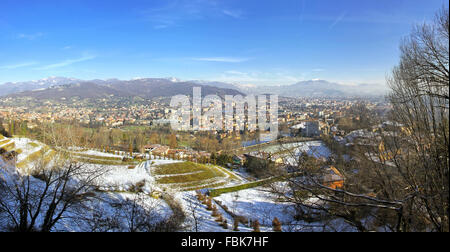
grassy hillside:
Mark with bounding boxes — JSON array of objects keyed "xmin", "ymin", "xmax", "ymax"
[{"xmin": 153, "ymin": 162, "xmax": 241, "ymax": 191}]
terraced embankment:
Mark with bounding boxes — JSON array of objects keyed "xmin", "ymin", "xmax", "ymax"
[{"xmin": 152, "ymin": 161, "xmax": 242, "ymax": 191}]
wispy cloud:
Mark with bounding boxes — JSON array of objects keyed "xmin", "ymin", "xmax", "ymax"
[
  {"xmin": 0, "ymin": 61, "xmax": 38, "ymax": 70},
  {"xmin": 141, "ymin": 0, "xmax": 244, "ymax": 29},
  {"xmin": 17, "ymin": 32, "xmax": 44, "ymax": 40},
  {"xmin": 35, "ymin": 54, "xmax": 97, "ymax": 70},
  {"xmin": 62, "ymin": 46, "xmax": 72, "ymax": 50},
  {"xmin": 222, "ymin": 9, "xmax": 243, "ymax": 19},
  {"xmin": 224, "ymin": 70, "xmax": 248, "ymax": 75},
  {"xmin": 215, "ymin": 70, "xmax": 306, "ymax": 85},
  {"xmin": 192, "ymin": 57, "xmax": 249, "ymax": 63},
  {"xmin": 329, "ymin": 12, "xmax": 347, "ymax": 30},
  {"xmin": 153, "ymin": 24, "xmax": 171, "ymax": 29}
]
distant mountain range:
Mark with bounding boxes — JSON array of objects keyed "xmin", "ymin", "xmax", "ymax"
[
  {"xmin": 0, "ymin": 77, "xmax": 388, "ymax": 99},
  {"xmin": 234, "ymin": 80, "xmax": 389, "ymax": 97},
  {"xmin": 0, "ymin": 77, "xmax": 80, "ymax": 96},
  {"xmin": 3, "ymin": 77, "xmax": 243, "ymax": 100}
]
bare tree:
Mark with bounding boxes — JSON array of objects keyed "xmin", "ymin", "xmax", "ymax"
[
  {"xmin": 385, "ymin": 5, "xmax": 449, "ymax": 232},
  {"xmin": 0, "ymin": 154, "xmax": 107, "ymax": 232},
  {"xmin": 0, "ymin": 125, "xmax": 184, "ymax": 232},
  {"xmin": 184, "ymin": 193, "xmax": 205, "ymax": 232},
  {"xmin": 269, "ymin": 6, "xmax": 448, "ymax": 232}
]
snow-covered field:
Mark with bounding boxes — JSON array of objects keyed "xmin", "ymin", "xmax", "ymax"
[
  {"xmin": 175, "ymin": 191, "xmax": 257, "ymax": 232},
  {"xmin": 175, "ymin": 186, "xmax": 355, "ymax": 232},
  {"xmin": 206, "ymin": 186, "xmax": 355, "ymax": 232},
  {"xmin": 54, "ymin": 191, "xmax": 173, "ymax": 232},
  {"xmin": 214, "ymin": 187, "xmax": 295, "ymax": 228},
  {"xmin": 1, "ymin": 139, "xmax": 175, "ymax": 232},
  {"xmin": 1, "ymin": 136, "xmax": 354, "ymax": 232},
  {"xmin": 76, "ymin": 149, "xmax": 124, "ymax": 158},
  {"xmin": 89, "ymin": 159, "xmax": 183, "ymax": 193},
  {"xmin": 2, "ymin": 137, "xmax": 43, "ymax": 162}
]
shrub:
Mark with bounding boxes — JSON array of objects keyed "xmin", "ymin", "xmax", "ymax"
[
  {"xmin": 221, "ymin": 220, "xmax": 228, "ymax": 229},
  {"xmin": 212, "ymin": 206, "xmax": 219, "ymax": 217},
  {"xmin": 252, "ymin": 220, "xmax": 261, "ymax": 232},
  {"xmin": 215, "ymin": 214, "xmax": 223, "ymax": 223},
  {"xmin": 196, "ymin": 190, "xmax": 204, "ymax": 201},
  {"xmin": 206, "ymin": 198, "xmax": 213, "ymax": 211},
  {"xmin": 272, "ymin": 217, "xmax": 282, "ymax": 232},
  {"xmin": 235, "ymin": 215, "xmax": 248, "ymax": 225},
  {"xmin": 201, "ymin": 196, "xmax": 208, "ymax": 205},
  {"xmin": 129, "ymin": 180, "xmax": 146, "ymax": 193},
  {"xmin": 233, "ymin": 218, "xmax": 240, "ymax": 231}
]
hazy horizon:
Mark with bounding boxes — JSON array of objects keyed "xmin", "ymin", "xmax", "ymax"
[{"xmin": 0, "ymin": 75, "xmax": 389, "ymax": 88}]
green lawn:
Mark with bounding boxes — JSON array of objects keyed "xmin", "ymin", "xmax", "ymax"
[
  {"xmin": 153, "ymin": 162, "xmax": 241, "ymax": 191},
  {"xmin": 0, "ymin": 139, "xmax": 11, "ymax": 146},
  {"xmin": 28, "ymin": 142, "xmax": 40, "ymax": 148},
  {"xmin": 16, "ymin": 148, "xmax": 47, "ymax": 169},
  {"xmin": 73, "ymin": 157, "xmax": 137, "ymax": 166},
  {"xmin": 58, "ymin": 149, "xmax": 136, "ymax": 165},
  {"xmin": 153, "ymin": 161, "xmax": 210, "ymax": 175},
  {"xmin": 71, "ymin": 152, "xmax": 123, "ymax": 161},
  {"xmin": 2, "ymin": 142, "xmax": 15, "ymax": 151}
]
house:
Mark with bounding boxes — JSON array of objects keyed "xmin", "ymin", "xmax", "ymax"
[
  {"xmin": 291, "ymin": 121, "xmax": 321, "ymax": 137},
  {"xmin": 144, "ymin": 144, "xmax": 161, "ymax": 152},
  {"xmin": 151, "ymin": 145, "xmax": 170, "ymax": 156},
  {"xmin": 303, "ymin": 121, "xmax": 321, "ymax": 137},
  {"xmin": 198, "ymin": 151, "xmax": 211, "ymax": 159},
  {"xmin": 167, "ymin": 149, "xmax": 186, "ymax": 156},
  {"xmin": 322, "ymin": 166, "xmax": 344, "ymax": 189}
]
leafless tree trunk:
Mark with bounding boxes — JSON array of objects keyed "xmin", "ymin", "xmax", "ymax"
[
  {"xmin": 0, "ymin": 154, "xmax": 107, "ymax": 232},
  {"xmin": 270, "ymin": 6, "xmax": 449, "ymax": 232},
  {"xmin": 385, "ymin": 5, "xmax": 449, "ymax": 232},
  {"xmin": 184, "ymin": 194, "xmax": 205, "ymax": 232}
]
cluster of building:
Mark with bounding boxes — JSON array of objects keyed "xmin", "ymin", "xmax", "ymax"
[
  {"xmin": 0, "ymin": 100, "xmax": 169, "ymax": 127},
  {"xmin": 278, "ymin": 97, "xmax": 389, "ymax": 138}
]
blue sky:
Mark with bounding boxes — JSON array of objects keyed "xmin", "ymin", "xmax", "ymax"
[{"xmin": 0, "ymin": 0, "xmax": 447, "ymax": 86}]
